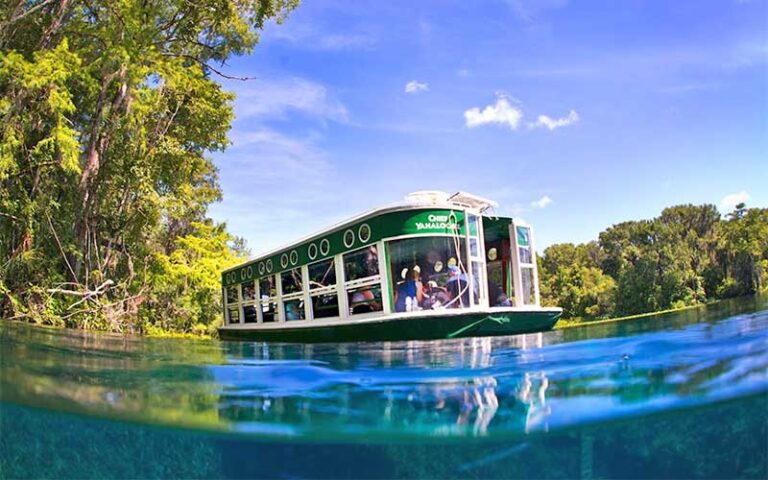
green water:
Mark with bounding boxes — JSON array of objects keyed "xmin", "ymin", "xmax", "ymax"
[{"xmin": 1, "ymin": 296, "xmax": 767, "ymax": 478}]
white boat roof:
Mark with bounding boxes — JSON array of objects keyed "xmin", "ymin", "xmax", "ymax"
[{"xmin": 224, "ymin": 191, "xmax": 502, "ymax": 273}]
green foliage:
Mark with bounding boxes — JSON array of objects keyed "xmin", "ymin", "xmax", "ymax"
[
  {"xmin": 0, "ymin": 0, "xmax": 294, "ymax": 334},
  {"xmin": 542, "ymin": 204, "xmax": 767, "ymax": 320},
  {"xmin": 716, "ymin": 206, "xmax": 768, "ymax": 297},
  {"xmin": 539, "ymin": 242, "xmax": 616, "ymax": 319},
  {"xmin": 146, "ymin": 222, "xmax": 246, "ymax": 335}
]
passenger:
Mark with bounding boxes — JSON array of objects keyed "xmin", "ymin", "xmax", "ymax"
[
  {"xmin": 394, "ymin": 267, "xmax": 424, "ymax": 312},
  {"xmin": 488, "ymin": 282, "xmax": 512, "ymax": 307},
  {"xmin": 446, "ymin": 265, "xmax": 469, "ymax": 308},
  {"xmin": 422, "ymin": 280, "xmax": 451, "ymax": 310},
  {"xmin": 351, "ymin": 289, "xmax": 379, "ymax": 314},
  {"xmin": 363, "ymin": 246, "xmax": 379, "ymax": 277},
  {"xmin": 495, "ymin": 293, "xmax": 512, "ymax": 307}
]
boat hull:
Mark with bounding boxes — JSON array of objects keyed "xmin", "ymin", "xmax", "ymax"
[{"xmin": 217, "ymin": 308, "xmax": 561, "ymax": 343}]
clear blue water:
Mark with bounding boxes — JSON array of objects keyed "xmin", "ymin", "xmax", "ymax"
[{"xmin": 1, "ymin": 296, "xmax": 767, "ymax": 478}]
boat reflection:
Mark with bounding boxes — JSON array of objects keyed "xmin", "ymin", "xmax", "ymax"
[{"xmin": 215, "ymin": 334, "xmax": 551, "ymax": 437}]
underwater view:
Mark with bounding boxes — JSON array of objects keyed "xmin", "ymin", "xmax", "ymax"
[{"xmin": 1, "ymin": 296, "xmax": 767, "ymax": 479}]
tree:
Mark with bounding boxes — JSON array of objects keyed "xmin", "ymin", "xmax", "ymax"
[
  {"xmin": 716, "ymin": 206, "xmax": 768, "ymax": 297},
  {"xmin": 540, "ymin": 243, "xmax": 616, "ymax": 319},
  {"xmin": 148, "ymin": 221, "xmax": 247, "ymax": 335},
  {"xmin": 1, "ymin": 0, "xmax": 297, "ymax": 333},
  {"xmin": 542, "ymin": 203, "xmax": 765, "ymax": 320}
]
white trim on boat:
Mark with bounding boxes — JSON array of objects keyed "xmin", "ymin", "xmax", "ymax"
[{"xmin": 219, "ymin": 306, "xmax": 563, "ymax": 331}]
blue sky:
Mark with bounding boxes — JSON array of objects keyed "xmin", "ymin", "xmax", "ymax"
[{"xmin": 208, "ymin": 0, "xmax": 768, "ymax": 256}]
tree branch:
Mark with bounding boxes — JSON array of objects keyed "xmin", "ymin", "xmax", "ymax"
[
  {"xmin": 0, "ymin": 211, "xmax": 23, "ymax": 222},
  {"xmin": 46, "ymin": 214, "xmax": 78, "ymax": 282},
  {"xmin": 1, "ymin": 0, "xmax": 55, "ymax": 27},
  {"xmin": 162, "ymin": 53, "xmax": 257, "ymax": 80}
]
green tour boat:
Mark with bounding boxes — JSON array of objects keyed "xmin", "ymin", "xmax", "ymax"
[{"xmin": 219, "ymin": 191, "xmax": 561, "ymax": 342}]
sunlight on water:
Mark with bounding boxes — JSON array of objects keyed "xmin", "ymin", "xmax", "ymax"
[{"xmin": 1, "ymin": 296, "xmax": 767, "ymax": 478}]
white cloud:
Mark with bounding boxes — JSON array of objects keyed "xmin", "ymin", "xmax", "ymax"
[
  {"xmin": 405, "ymin": 80, "xmax": 429, "ymax": 94},
  {"xmin": 226, "ymin": 128, "xmax": 331, "ymax": 182},
  {"xmin": 531, "ymin": 195, "xmax": 553, "ymax": 209},
  {"xmin": 314, "ymin": 33, "xmax": 375, "ymax": 50},
  {"xmin": 720, "ymin": 190, "xmax": 750, "ymax": 212},
  {"xmin": 457, "ymin": 68, "xmax": 470, "ymax": 77},
  {"xmin": 464, "ymin": 94, "xmax": 523, "ymax": 130},
  {"xmin": 530, "ymin": 109, "xmax": 579, "ymax": 130},
  {"xmin": 509, "ymin": 0, "xmax": 570, "ymax": 23},
  {"xmin": 211, "ymin": 127, "xmax": 341, "ymax": 254},
  {"xmin": 263, "ymin": 21, "xmax": 376, "ymax": 51},
  {"xmin": 227, "ymin": 77, "xmax": 348, "ymax": 123}
]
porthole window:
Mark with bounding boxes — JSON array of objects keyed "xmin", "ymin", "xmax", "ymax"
[
  {"xmin": 343, "ymin": 229, "xmax": 355, "ymax": 248},
  {"xmin": 266, "ymin": 259, "xmax": 273, "ymax": 273},
  {"xmin": 308, "ymin": 243, "xmax": 318, "ymax": 260},
  {"xmin": 258, "ymin": 262, "xmax": 265, "ymax": 275},
  {"xmin": 281, "ymin": 253, "xmax": 289, "ymax": 269},
  {"xmin": 358, "ymin": 223, "xmax": 371, "ymax": 243},
  {"xmin": 320, "ymin": 238, "xmax": 330, "ymax": 256},
  {"xmin": 290, "ymin": 250, "xmax": 299, "ymax": 265}
]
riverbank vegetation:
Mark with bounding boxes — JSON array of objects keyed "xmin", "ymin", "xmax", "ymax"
[
  {"xmin": 0, "ymin": 0, "xmax": 296, "ymax": 335},
  {"xmin": 540, "ymin": 203, "xmax": 768, "ymax": 323}
]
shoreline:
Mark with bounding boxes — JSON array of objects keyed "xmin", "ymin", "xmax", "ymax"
[{"xmin": 554, "ymin": 299, "xmax": 731, "ymax": 330}]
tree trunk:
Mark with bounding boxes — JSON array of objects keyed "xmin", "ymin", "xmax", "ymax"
[
  {"xmin": 39, "ymin": 0, "xmax": 71, "ymax": 49},
  {"xmin": 73, "ymin": 64, "xmax": 130, "ymax": 280}
]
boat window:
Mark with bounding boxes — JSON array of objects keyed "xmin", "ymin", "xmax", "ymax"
[
  {"xmin": 259, "ymin": 275, "xmax": 278, "ymax": 322},
  {"xmin": 343, "ymin": 246, "xmax": 379, "ymax": 282},
  {"xmin": 516, "ymin": 226, "xmax": 533, "ymax": 264},
  {"xmin": 311, "ymin": 293, "xmax": 339, "ymax": 319},
  {"xmin": 470, "ymin": 238, "xmax": 479, "ymax": 257},
  {"xmin": 228, "ymin": 308, "xmax": 240, "ymax": 324},
  {"xmin": 241, "ymin": 283, "xmax": 256, "ymax": 302},
  {"xmin": 281, "ymin": 268, "xmax": 303, "ymax": 295},
  {"xmin": 519, "ymin": 246, "xmax": 532, "ymax": 264},
  {"xmin": 386, "ymin": 236, "xmax": 469, "ymax": 312},
  {"xmin": 347, "ymin": 285, "xmax": 383, "ymax": 315},
  {"xmin": 226, "ymin": 285, "xmax": 238, "ymax": 304},
  {"xmin": 243, "ymin": 305, "xmax": 258, "ymax": 323},
  {"xmin": 283, "ymin": 299, "xmax": 306, "ymax": 321},
  {"xmin": 521, "ymin": 268, "xmax": 535, "ymax": 305},
  {"xmin": 308, "ymin": 258, "xmax": 336, "ymax": 290},
  {"xmin": 261, "ymin": 301, "xmax": 277, "ymax": 323},
  {"xmin": 259, "ymin": 276, "xmax": 277, "ymax": 298},
  {"xmin": 471, "ymin": 261, "xmax": 484, "ymax": 306},
  {"xmin": 468, "ymin": 214, "xmax": 479, "ymax": 236}
]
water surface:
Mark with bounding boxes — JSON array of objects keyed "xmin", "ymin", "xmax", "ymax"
[{"xmin": 1, "ymin": 296, "xmax": 766, "ymax": 478}]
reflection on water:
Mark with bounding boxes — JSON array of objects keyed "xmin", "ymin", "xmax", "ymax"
[
  {"xmin": 1, "ymin": 296, "xmax": 767, "ymax": 478},
  {"xmin": 213, "ymin": 336, "xmax": 553, "ymax": 437}
]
